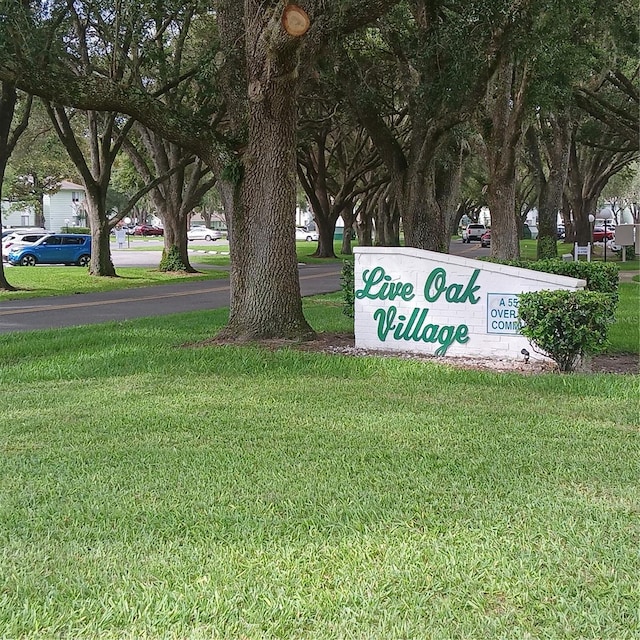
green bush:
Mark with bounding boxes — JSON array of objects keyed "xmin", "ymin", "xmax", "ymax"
[
  {"xmin": 61, "ymin": 226, "xmax": 90, "ymax": 234},
  {"xmin": 485, "ymin": 258, "xmax": 619, "ymax": 298},
  {"xmin": 341, "ymin": 260, "xmax": 355, "ymax": 318},
  {"xmin": 158, "ymin": 246, "xmax": 188, "ymax": 272},
  {"xmin": 617, "ymin": 245, "xmax": 636, "ymax": 261},
  {"xmin": 518, "ymin": 290, "xmax": 617, "ymax": 372}
]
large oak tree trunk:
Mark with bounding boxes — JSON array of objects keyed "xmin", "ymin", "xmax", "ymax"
[
  {"xmin": 400, "ymin": 162, "xmax": 448, "ymax": 252},
  {"xmin": 85, "ymin": 197, "xmax": 116, "ymax": 276},
  {"xmin": 484, "ymin": 55, "xmax": 528, "ymax": 260},
  {"xmin": 487, "ymin": 171, "xmax": 519, "ymax": 258},
  {"xmin": 316, "ymin": 222, "xmax": 337, "ymax": 258},
  {"xmin": 160, "ymin": 213, "xmax": 193, "ymax": 271},
  {"xmin": 220, "ymin": 30, "xmax": 313, "ymax": 340},
  {"xmin": 436, "ymin": 140, "xmax": 467, "ymax": 244}
]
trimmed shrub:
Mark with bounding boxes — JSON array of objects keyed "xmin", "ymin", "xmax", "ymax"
[
  {"xmin": 485, "ymin": 258, "xmax": 619, "ymax": 298},
  {"xmin": 518, "ymin": 290, "xmax": 617, "ymax": 372},
  {"xmin": 341, "ymin": 260, "xmax": 355, "ymax": 318},
  {"xmin": 61, "ymin": 226, "xmax": 90, "ymax": 234}
]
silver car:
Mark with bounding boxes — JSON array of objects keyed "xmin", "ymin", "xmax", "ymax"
[{"xmin": 187, "ymin": 226, "xmax": 222, "ymax": 241}]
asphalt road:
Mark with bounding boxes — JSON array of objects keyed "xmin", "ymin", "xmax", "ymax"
[
  {"xmin": 0, "ymin": 239, "xmax": 489, "ymax": 334},
  {"xmin": 0, "ymin": 261, "xmax": 342, "ymax": 334}
]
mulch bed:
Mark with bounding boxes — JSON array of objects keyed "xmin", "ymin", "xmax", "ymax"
[{"xmin": 213, "ymin": 332, "xmax": 638, "ymax": 375}]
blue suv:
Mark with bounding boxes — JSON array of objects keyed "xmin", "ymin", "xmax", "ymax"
[{"xmin": 8, "ymin": 234, "xmax": 92, "ymax": 267}]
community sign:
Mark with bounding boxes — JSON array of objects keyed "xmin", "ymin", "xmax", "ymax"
[{"xmin": 354, "ymin": 247, "xmax": 586, "ymax": 362}]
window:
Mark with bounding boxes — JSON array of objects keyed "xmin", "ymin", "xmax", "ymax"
[
  {"xmin": 43, "ymin": 236, "xmax": 62, "ymax": 245},
  {"xmin": 62, "ymin": 236, "xmax": 83, "ymax": 245}
]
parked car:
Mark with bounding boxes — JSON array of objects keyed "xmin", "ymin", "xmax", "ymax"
[
  {"xmin": 133, "ymin": 224, "xmax": 164, "ymax": 236},
  {"xmin": 480, "ymin": 229, "xmax": 491, "ymax": 248},
  {"xmin": 187, "ymin": 226, "xmax": 222, "ymax": 241},
  {"xmin": 592, "ymin": 226, "xmax": 615, "ymax": 242},
  {"xmin": 296, "ymin": 227, "xmax": 319, "ymax": 242},
  {"xmin": 7, "ymin": 234, "xmax": 91, "ymax": 267},
  {"xmin": 2, "ymin": 231, "xmax": 51, "ymax": 261},
  {"xmin": 462, "ymin": 223, "xmax": 486, "ymax": 243},
  {"xmin": 2, "ymin": 227, "xmax": 47, "ymax": 240}
]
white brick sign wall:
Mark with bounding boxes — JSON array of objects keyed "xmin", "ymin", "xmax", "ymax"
[{"xmin": 354, "ymin": 247, "xmax": 586, "ymax": 362}]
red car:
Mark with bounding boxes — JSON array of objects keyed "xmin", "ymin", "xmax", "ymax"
[
  {"xmin": 133, "ymin": 224, "xmax": 164, "ymax": 236},
  {"xmin": 592, "ymin": 226, "xmax": 614, "ymax": 242},
  {"xmin": 480, "ymin": 229, "xmax": 491, "ymax": 247}
]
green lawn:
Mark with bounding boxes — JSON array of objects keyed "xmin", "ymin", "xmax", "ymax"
[
  {"xmin": 609, "ymin": 283, "xmax": 640, "ymax": 351},
  {"xmin": 0, "ymin": 288, "xmax": 638, "ymax": 639},
  {"xmin": 0, "ymin": 267, "xmax": 226, "ymax": 300}
]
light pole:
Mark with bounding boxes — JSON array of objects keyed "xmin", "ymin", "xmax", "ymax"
[
  {"xmin": 588, "ymin": 214, "xmax": 595, "ymax": 257},
  {"xmin": 124, "ymin": 217, "xmax": 132, "ymax": 248},
  {"xmin": 600, "ymin": 207, "xmax": 613, "ymax": 262}
]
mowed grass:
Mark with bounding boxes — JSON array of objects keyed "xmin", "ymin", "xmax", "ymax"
[
  {"xmin": 0, "ymin": 267, "xmax": 226, "ymax": 300},
  {"xmin": 609, "ymin": 282, "xmax": 640, "ymax": 352},
  {"xmin": 0, "ymin": 292, "xmax": 638, "ymax": 639}
]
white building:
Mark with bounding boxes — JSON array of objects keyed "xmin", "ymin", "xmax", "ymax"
[
  {"xmin": 1, "ymin": 180, "xmax": 86, "ymax": 231},
  {"xmin": 44, "ymin": 180, "xmax": 87, "ymax": 231}
]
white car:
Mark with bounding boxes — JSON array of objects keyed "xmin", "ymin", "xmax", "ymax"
[
  {"xmin": 2, "ymin": 231, "xmax": 51, "ymax": 261},
  {"xmin": 187, "ymin": 227, "xmax": 222, "ymax": 241},
  {"xmin": 295, "ymin": 227, "xmax": 318, "ymax": 242},
  {"xmin": 462, "ymin": 224, "xmax": 486, "ymax": 243}
]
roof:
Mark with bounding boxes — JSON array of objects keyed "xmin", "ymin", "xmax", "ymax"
[{"xmin": 58, "ymin": 180, "xmax": 85, "ymax": 191}]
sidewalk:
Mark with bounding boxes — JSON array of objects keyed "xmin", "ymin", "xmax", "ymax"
[{"xmin": 619, "ymin": 270, "xmax": 639, "ymax": 283}]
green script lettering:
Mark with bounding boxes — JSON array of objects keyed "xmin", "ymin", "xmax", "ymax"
[
  {"xmin": 356, "ymin": 267, "xmax": 415, "ymax": 301},
  {"xmin": 372, "ymin": 305, "xmax": 470, "ymax": 356},
  {"xmin": 423, "ymin": 268, "xmax": 481, "ymax": 304}
]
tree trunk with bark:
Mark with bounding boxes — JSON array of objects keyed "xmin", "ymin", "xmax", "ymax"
[
  {"xmin": 159, "ymin": 212, "xmax": 192, "ymax": 271},
  {"xmin": 0, "ymin": 81, "xmax": 18, "ymax": 290},
  {"xmin": 219, "ymin": 11, "xmax": 313, "ymax": 340},
  {"xmin": 340, "ymin": 202, "xmax": 356, "ymax": 255},
  {"xmin": 399, "ymin": 160, "xmax": 448, "ymax": 251},
  {"xmin": 565, "ymin": 138, "xmax": 600, "ymax": 246},
  {"xmin": 525, "ymin": 113, "xmax": 572, "ymax": 259},
  {"xmin": 483, "ymin": 54, "xmax": 529, "ymax": 260},
  {"xmin": 436, "ymin": 138, "xmax": 467, "ymax": 244},
  {"xmin": 84, "ymin": 192, "xmax": 116, "ymax": 276},
  {"xmin": 315, "ymin": 220, "xmax": 338, "ymax": 258}
]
